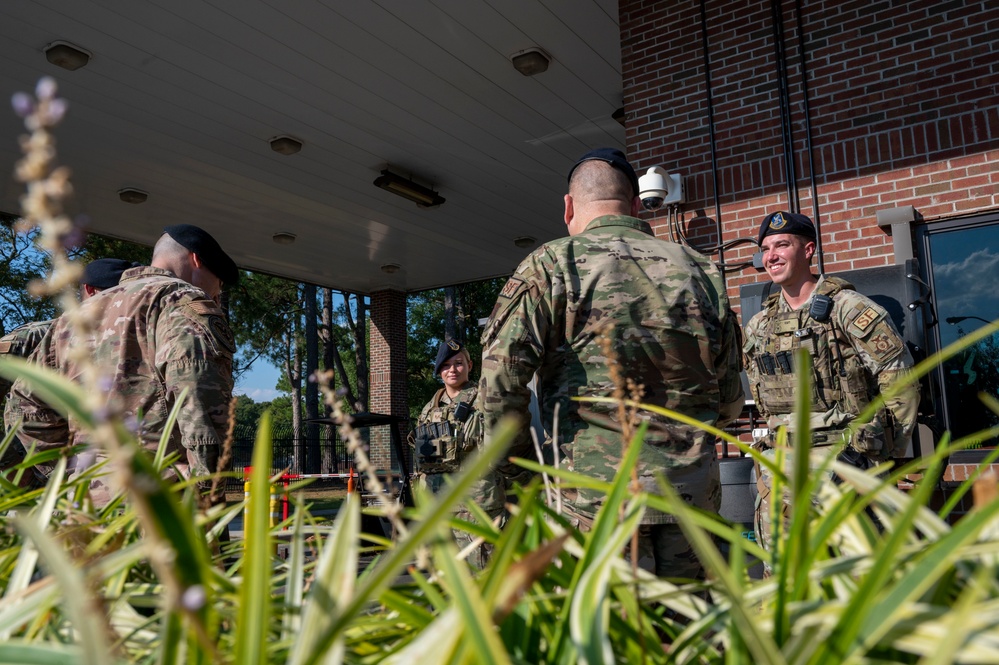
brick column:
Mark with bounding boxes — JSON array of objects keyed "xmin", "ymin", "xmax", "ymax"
[{"xmin": 368, "ymin": 289, "xmax": 409, "ymax": 473}]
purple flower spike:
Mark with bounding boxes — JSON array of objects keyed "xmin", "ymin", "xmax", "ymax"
[
  {"xmin": 35, "ymin": 77, "xmax": 57, "ymax": 100},
  {"xmin": 11, "ymin": 93, "xmax": 34, "ymax": 118},
  {"xmin": 47, "ymin": 98, "xmax": 68, "ymax": 124},
  {"xmin": 181, "ymin": 585, "xmax": 206, "ymax": 611}
]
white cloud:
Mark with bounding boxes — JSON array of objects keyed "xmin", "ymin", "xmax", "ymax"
[
  {"xmin": 934, "ymin": 248, "xmax": 999, "ymax": 315},
  {"xmin": 234, "ymin": 387, "xmax": 283, "ymax": 402}
]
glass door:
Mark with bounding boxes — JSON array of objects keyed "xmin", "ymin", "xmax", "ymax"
[{"xmin": 920, "ymin": 214, "xmax": 999, "ymax": 451}]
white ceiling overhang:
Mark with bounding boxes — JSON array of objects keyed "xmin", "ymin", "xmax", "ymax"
[{"xmin": 0, "ymin": 0, "xmax": 625, "ymax": 293}]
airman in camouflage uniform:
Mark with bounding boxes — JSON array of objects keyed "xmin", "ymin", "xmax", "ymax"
[
  {"xmin": 410, "ymin": 339, "xmax": 503, "ymax": 569},
  {"xmin": 1, "ymin": 258, "xmax": 138, "ymax": 482},
  {"xmin": 5, "ymin": 227, "xmax": 237, "ymax": 505},
  {"xmin": 478, "ymin": 149, "xmax": 744, "ymax": 579},
  {"xmin": 743, "ymin": 211, "xmax": 920, "ymax": 558}
]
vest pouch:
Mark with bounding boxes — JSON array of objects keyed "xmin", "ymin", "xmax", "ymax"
[
  {"xmin": 757, "ymin": 371, "xmax": 799, "ymax": 414},
  {"xmin": 839, "ymin": 355, "xmax": 870, "ymax": 415},
  {"xmin": 441, "ymin": 436, "xmax": 458, "ymax": 464}
]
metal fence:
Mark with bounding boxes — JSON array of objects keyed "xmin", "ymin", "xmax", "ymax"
[{"xmin": 226, "ymin": 422, "xmax": 354, "ymax": 491}]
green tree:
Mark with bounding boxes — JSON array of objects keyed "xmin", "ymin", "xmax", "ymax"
[
  {"xmin": 0, "ymin": 215, "xmax": 151, "ymax": 335},
  {"xmin": 319, "ymin": 289, "xmax": 368, "ymax": 412},
  {"xmin": 406, "ymin": 277, "xmax": 505, "ymax": 420},
  {"xmin": 232, "ymin": 393, "xmax": 267, "ymax": 433}
]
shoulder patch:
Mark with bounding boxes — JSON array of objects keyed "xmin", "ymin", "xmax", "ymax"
[
  {"xmin": 187, "ymin": 300, "xmax": 220, "ymax": 316},
  {"xmin": 855, "ymin": 322, "xmax": 904, "ymax": 364},
  {"xmin": 0, "ymin": 340, "xmax": 12, "ymax": 354},
  {"xmin": 208, "ymin": 315, "xmax": 237, "ymax": 354},
  {"xmin": 852, "ymin": 307, "xmax": 880, "ymax": 333},
  {"xmin": 499, "ymin": 276, "xmax": 526, "ymax": 299}
]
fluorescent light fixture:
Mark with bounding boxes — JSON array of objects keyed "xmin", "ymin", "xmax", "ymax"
[{"xmin": 373, "ymin": 170, "xmax": 445, "ymax": 208}]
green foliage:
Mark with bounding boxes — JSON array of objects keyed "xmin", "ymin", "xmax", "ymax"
[
  {"xmin": 0, "ymin": 214, "xmax": 152, "ymax": 336},
  {"xmin": 227, "ymin": 272, "xmax": 303, "ymax": 375},
  {"xmin": 407, "ymin": 278, "xmax": 505, "ymax": 420},
  {"xmin": 4, "ymin": 322, "xmax": 999, "ymax": 664}
]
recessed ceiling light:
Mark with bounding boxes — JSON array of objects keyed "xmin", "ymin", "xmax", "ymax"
[
  {"xmin": 272, "ymin": 232, "xmax": 297, "ymax": 245},
  {"xmin": 514, "ymin": 236, "xmax": 536, "ymax": 248},
  {"xmin": 44, "ymin": 41, "xmax": 91, "ymax": 71},
  {"xmin": 118, "ymin": 188, "xmax": 148, "ymax": 204},
  {"xmin": 269, "ymin": 135, "xmax": 303, "ymax": 155},
  {"xmin": 380, "ymin": 263, "xmax": 402, "ymax": 274},
  {"xmin": 510, "ymin": 48, "xmax": 551, "ymax": 76}
]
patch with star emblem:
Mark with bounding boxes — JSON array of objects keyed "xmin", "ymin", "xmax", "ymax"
[{"xmin": 856, "ymin": 325, "xmax": 903, "ymax": 364}]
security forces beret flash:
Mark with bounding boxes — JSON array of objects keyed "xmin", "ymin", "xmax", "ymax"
[
  {"xmin": 434, "ymin": 338, "xmax": 464, "ymax": 375},
  {"xmin": 163, "ymin": 224, "xmax": 239, "ymax": 286},
  {"xmin": 82, "ymin": 258, "xmax": 141, "ymax": 289},
  {"xmin": 758, "ymin": 211, "xmax": 817, "ymax": 245},
  {"xmin": 567, "ymin": 148, "xmax": 640, "ymax": 199}
]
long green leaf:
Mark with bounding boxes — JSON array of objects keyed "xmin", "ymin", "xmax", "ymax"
[
  {"xmin": 289, "ymin": 491, "xmax": 360, "ymax": 665},
  {"xmin": 282, "ymin": 497, "xmax": 307, "ymax": 642},
  {"xmin": 434, "ymin": 535, "xmax": 511, "ymax": 665},
  {"xmin": 0, "ymin": 641, "xmax": 84, "ymax": 664},
  {"xmin": 300, "ymin": 416, "xmax": 516, "ymax": 665},
  {"xmin": 16, "ymin": 517, "xmax": 115, "ymax": 665},
  {"xmin": 234, "ymin": 411, "xmax": 274, "ymax": 665},
  {"xmin": 2, "ymin": 455, "xmax": 67, "ymax": 625},
  {"xmin": 569, "ymin": 500, "xmax": 644, "ymax": 665}
]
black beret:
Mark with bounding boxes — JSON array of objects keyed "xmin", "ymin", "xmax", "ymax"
[
  {"xmin": 567, "ymin": 148, "xmax": 640, "ymax": 198},
  {"xmin": 433, "ymin": 338, "xmax": 464, "ymax": 375},
  {"xmin": 81, "ymin": 258, "xmax": 141, "ymax": 290},
  {"xmin": 758, "ymin": 211, "xmax": 817, "ymax": 245},
  {"xmin": 163, "ymin": 224, "xmax": 239, "ymax": 286}
]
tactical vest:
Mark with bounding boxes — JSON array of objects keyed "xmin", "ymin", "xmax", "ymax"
[
  {"xmin": 410, "ymin": 385, "xmax": 479, "ymax": 474},
  {"xmin": 752, "ymin": 277, "xmax": 876, "ymax": 425}
]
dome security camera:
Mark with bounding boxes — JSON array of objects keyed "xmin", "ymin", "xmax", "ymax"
[
  {"xmin": 638, "ymin": 167, "xmax": 683, "ymax": 210},
  {"xmin": 639, "ymin": 167, "xmax": 668, "ymax": 210}
]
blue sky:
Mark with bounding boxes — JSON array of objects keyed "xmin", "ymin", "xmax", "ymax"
[{"xmin": 233, "ymin": 359, "xmax": 284, "ymax": 402}]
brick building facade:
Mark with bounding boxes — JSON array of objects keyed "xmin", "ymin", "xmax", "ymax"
[
  {"xmin": 621, "ymin": 0, "xmax": 997, "ymax": 294},
  {"xmin": 369, "ymin": 1, "xmax": 998, "ymax": 490}
]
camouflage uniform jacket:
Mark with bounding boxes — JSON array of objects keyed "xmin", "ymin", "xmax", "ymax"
[
  {"xmin": 478, "ymin": 214, "xmax": 744, "ymax": 524},
  {"xmin": 0, "ymin": 319, "xmax": 53, "ymax": 398},
  {"xmin": 5, "ymin": 266, "xmax": 235, "ymax": 476},
  {"xmin": 743, "ymin": 275, "xmax": 919, "ymax": 457}
]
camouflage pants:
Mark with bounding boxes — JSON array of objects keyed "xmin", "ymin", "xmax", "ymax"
[
  {"xmin": 417, "ymin": 471, "xmax": 505, "ymax": 570},
  {"xmin": 631, "ymin": 523, "xmax": 705, "ymax": 580},
  {"xmin": 754, "ymin": 445, "xmax": 839, "ymax": 569},
  {"xmin": 71, "ymin": 446, "xmax": 214, "ymax": 509},
  {"xmin": 564, "ymin": 505, "xmax": 706, "ymax": 581}
]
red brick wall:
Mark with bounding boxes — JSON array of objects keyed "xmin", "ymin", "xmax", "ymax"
[
  {"xmin": 620, "ymin": 0, "xmax": 999, "ymax": 304},
  {"xmin": 369, "ymin": 289, "xmax": 409, "ymax": 472}
]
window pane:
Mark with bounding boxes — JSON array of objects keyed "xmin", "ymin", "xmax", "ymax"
[{"xmin": 929, "ymin": 223, "xmax": 999, "ymax": 447}]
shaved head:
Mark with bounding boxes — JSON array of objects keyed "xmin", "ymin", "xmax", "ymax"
[{"xmin": 568, "ymin": 160, "xmax": 634, "ymax": 207}]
